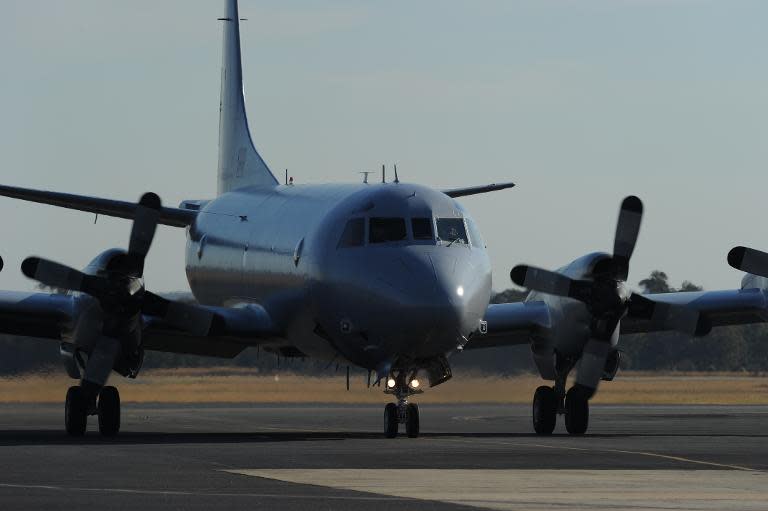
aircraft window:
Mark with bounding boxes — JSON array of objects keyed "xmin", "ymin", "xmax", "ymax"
[
  {"xmin": 338, "ymin": 218, "xmax": 365, "ymax": 248},
  {"xmin": 369, "ymin": 218, "xmax": 407, "ymax": 243},
  {"xmin": 412, "ymin": 218, "xmax": 433, "ymax": 240},
  {"xmin": 436, "ymin": 218, "xmax": 468, "ymax": 245},
  {"xmin": 466, "ymin": 217, "xmax": 485, "ymax": 248}
]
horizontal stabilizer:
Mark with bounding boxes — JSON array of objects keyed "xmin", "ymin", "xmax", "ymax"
[
  {"xmin": 0, "ymin": 184, "xmax": 196, "ymax": 228},
  {"xmin": 442, "ymin": 182, "xmax": 515, "ymax": 198}
]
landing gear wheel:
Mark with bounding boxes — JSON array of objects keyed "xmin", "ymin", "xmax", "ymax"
[
  {"xmin": 405, "ymin": 403, "xmax": 420, "ymax": 438},
  {"xmin": 384, "ymin": 403, "xmax": 399, "ymax": 438},
  {"xmin": 65, "ymin": 386, "xmax": 87, "ymax": 437},
  {"xmin": 564, "ymin": 386, "xmax": 589, "ymax": 435},
  {"xmin": 532, "ymin": 386, "xmax": 558, "ymax": 435},
  {"xmin": 98, "ymin": 386, "xmax": 120, "ymax": 437}
]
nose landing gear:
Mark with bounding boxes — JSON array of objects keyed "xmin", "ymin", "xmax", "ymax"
[{"xmin": 383, "ymin": 372, "xmax": 422, "ymax": 438}]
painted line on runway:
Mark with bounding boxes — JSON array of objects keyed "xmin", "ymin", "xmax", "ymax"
[
  {"xmin": 0, "ymin": 482, "xmax": 411, "ymax": 502},
  {"xmin": 444, "ymin": 438, "xmax": 758, "ymax": 472}
]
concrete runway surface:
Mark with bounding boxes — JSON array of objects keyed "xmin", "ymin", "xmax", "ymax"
[{"xmin": 0, "ymin": 403, "xmax": 766, "ymax": 510}]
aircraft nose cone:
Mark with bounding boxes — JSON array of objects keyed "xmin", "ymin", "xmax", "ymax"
[
  {"xmin": 378, "ymin": 247, "xmax": 488, "ymax": 339},
  {"xmin": 427, "ymin": 250, "xmax": 487, "ymax": 332}
]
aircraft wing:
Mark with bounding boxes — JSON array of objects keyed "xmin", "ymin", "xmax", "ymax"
[
  {"xmin": 465, "ymin": 301, "xmax": 550, "ymax": 350},
  {"xmin": 469, "ymin": 288, "xmax": 768, "ymax": 351},
  {"xmin": 0, "ymin": 184, "xmax": 197, "ymax": 227},
  {"xmin": 141, "ymin": 303, "xmax": 283, "ymax": 357},
  {"xmin": 0, "ymin": 291, "xmax": 283, "ymax": 359},
  {"xmin": 621, "ymin": 288, "xmax": 768, "ymax": 335}
]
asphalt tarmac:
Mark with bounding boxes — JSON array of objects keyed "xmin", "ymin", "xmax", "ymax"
[{"xmin": 0, "ymin": 402, "xmax": 766, "ymax": 510}]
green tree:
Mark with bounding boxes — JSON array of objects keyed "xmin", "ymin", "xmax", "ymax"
[{"xmin": 638, "ymin": 271, "xmax": 672, "ymax": 294}]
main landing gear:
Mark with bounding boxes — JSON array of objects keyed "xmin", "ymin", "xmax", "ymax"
[
  {"xmin": 383, "ymin": 372, "xmax": 422, "ymax": 438},
  {"xmin": 532, "ymin": 360, "xmax": 591, "ymax": 436},
  {"xmin": 65, "ymin": 384, "xmax": 121, "ymax": 437}
]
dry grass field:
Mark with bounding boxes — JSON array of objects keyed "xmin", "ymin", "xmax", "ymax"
[{"xmin": 0, "ymin": 368, "xmax": 767, "ymax": 404}]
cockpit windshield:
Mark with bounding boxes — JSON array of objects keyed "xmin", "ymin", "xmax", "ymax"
[
  {"xmin": 412, "ymin": 218, "xmax": 433, "ymax": 240},
  {"xmin": 337, "ymin": 216, "xmax": 472, "ymax": 248},
  {"xmin": 436, "ymin": 218, "xmax": 468, "ymax": 245},
  {"xmin": 369, "ymin": 218, "xmax": 407, "ymax": 243},
  {"xmin": 338, "ymin": 218, "xmax": 365, "ymax": 248}
]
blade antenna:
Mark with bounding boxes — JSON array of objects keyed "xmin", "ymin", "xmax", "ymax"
[{"xmin": 394, "ymin": 164, "xmax": 400, "ymax": 184}]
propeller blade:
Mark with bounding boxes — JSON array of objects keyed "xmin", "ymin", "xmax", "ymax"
[
  {"xmin": 612, "ymin": 196, "xmax": 643, "ymax": 281},
  {"xmin": 128, "ymin": 192, "xmax": 162, "ymax": 266},
  {"xmin": 628, "ymin": 293, "xmax": 711, "ymax": 337},
  {"xmin": 142, "ymin": 291, "xmax": 216, "ymax": 336},
  {"xmin": 0, "ymin": 255, "xmax": 3, "ymax": 272},
  {"xmin": 511, "ymin": 265, "xmax": 592, "ymax": 302},
  {"xmin": 728, "ymin": 246, "xmax": 768, "ymax": 278},
  {"xmin": 21, "ymin": 257, "xmax": 87, "ymax": 292}
]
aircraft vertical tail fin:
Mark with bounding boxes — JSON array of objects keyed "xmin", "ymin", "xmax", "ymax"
[{"xmin": 217, "ymin": 0, "xmax": 278, "ymax": 194}]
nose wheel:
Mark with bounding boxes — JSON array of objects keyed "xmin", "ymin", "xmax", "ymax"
[
  {"xmin": 383, "ymin": 372, "xmax": 422, "ymax": 438},
  {"xmin": 383, "ymin": 401, "xmax": 420, "ymax": 438}
]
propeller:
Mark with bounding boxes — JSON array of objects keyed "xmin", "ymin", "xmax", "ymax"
[
  {"xmin": 728, "ymin": 246, "xmax": 768, "ymax": 278},
  {"xmin": 511, "ymin": 196, "xmax": 709, "ymax": 338},
  {"xmin": 21, "ymin": 193, "xmax": 213, "ymax": 338}
]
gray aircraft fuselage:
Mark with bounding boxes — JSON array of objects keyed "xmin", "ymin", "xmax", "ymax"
[{"xmin": 185, "ymin": 182, "xmax": 492, "ymax": 373}]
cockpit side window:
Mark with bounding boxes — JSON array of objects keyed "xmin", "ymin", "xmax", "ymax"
[
  {"xmin": 411, "ymin": 218, "xmax": 433, "ymax": 240},
  {"xmin": 466, "ymin": 217, "xmax": 485, "ymax": 248},
  {"xmin": 369, "ymin": 218, "xmax": 407, "ymax": 243},
  {"xmin": 338, "ymin": 218, "xmax": 365, "ymax": 248},
  {"xmin": 436, "ymin": 218, "xmax": 468, "ymax": 245}
]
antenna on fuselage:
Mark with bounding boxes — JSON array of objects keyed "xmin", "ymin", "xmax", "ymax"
[
  {"xmin": 360, "ymin": 171, "xmax": 372, "ymax": 184},
  {"xmin": 284, "ymin": 169, "xmax": 288, "ymax": 185},
  {"xmin": 393, "ymin": 164, "xmax": 400, "ymax": 184},
  {"xmin": 381, "ymin": 164, "xmax": 386, "ymax": 184}
]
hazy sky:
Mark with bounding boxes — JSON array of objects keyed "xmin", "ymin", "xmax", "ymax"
[{"xmin": 2, "ymin": 0, "xmax": 767, "ymax": 294}]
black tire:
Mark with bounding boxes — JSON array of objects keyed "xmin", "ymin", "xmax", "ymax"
[
  {"xmin": 65, "ymin": 386, "xmax": 87, "ymax": 437},
  {"xmin": 405, "ymin": 403, "xmax": 420, "ymax": 438},
  {"xmin": 384, "ymin": 403, "xmax": 399, "ymax": 438},
  {"xmin": 532, "ymin": 386, "xmax": 558, "ymax": 435},
  {"xmin": 98, "ymin": 386, "xmax": 121, "ymax": 437},
  {"xmin": 564, "ymin": 386, "xmax": 589, "ymax": 435}
]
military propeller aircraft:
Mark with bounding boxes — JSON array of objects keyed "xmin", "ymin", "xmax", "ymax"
[{"xmin": 1, "ymin": 0, "xmax": 768, "ymax": 438}]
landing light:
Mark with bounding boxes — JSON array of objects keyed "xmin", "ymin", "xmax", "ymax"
[
  {"xmin": 456, "ymin": 286, "xmax": 465, "ymax": 297},
  {"xmin": 410, "ymin": 379, "xmax": 420, "ymax": 389},
  {"xmin": 387, "ymin": 378, "xmax": 397, "ymax": 389}
]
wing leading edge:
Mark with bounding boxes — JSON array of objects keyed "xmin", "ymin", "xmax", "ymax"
[
  {"xmin": 472, "ymin": 288, "xmax": 768, "ymax": 350},
  {"xmin": 0, "ymin": 184, "xmax": 197, "ymax": 228},
  {"xmin": 466, "ymin": 301, "xmax": 551, "ymax": 350}
]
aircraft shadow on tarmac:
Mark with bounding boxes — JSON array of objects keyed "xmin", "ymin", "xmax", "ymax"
[{"xmin": 0, "ymin": 430, "xmax": 766, "ymax": 446}]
